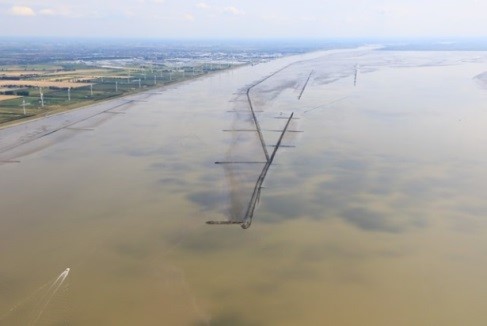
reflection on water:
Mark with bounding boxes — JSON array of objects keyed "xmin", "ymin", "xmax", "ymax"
[{"xmin": 1, "ymin": 48, "xmax": 487, "ymax": 325}]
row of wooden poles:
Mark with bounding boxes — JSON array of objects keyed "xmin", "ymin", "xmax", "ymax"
[{"xmin": 207, "ymin": 66, "xmax": 298, "ymax": 229}]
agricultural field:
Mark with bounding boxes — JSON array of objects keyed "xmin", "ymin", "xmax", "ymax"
[
  {"xmin": 0, "ymin": 37, "xmax": 321, "ymax": 126},
  {"xmin": 0, "ymin": 62, "xmax": 236, "ymax": 125},
  {"xmin": 0, "ymin": 95, "xmax": 20, "ymax": 101},
  {"xmin": 0, "ymin": 80, "xmax": 92, "ymax": 88}
]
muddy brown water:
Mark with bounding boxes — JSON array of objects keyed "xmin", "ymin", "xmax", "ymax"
[{"xmin": 1, "ymin": 48, "xmax": 487, "ymax": 325}]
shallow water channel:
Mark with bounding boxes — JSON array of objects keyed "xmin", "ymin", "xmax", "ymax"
[{"xmin": 1, "ymin": 48, "xmax": 487, "ymax": 325}]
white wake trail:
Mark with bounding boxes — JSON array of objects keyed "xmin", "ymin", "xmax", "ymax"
[{"xmin": 30, "ymin": 268, "xmax": 70, "ymax": 326}]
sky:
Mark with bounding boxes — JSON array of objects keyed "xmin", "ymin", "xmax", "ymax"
[{"xmin": 0, "ymin": 0, "xmax": 486, "ymax": 39}]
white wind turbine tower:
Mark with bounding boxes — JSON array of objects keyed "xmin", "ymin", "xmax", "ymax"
[
  {"xmin": 39, "ymin": 87, "xmax": 44, "ymax": 107},
  {"xmin": 20, "ymin": 97, "xmax": 31, "ymax": 115}
]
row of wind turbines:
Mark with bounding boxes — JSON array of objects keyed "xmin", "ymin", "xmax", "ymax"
[{"xmin": 16, "ymin": 62, "xmax": 234, "ymax": 116}]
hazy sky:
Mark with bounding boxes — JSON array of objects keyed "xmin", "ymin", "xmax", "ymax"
[{"xmin": 0, "ymin": 0, "xmax": 486, "ymax": 39}]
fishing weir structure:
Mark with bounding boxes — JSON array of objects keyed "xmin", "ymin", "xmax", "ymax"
[{"xmin": 207, "ymin": 69, "xmax": 300, "ymax": 229}]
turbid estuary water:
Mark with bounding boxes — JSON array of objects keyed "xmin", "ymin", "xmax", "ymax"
[{"xmin": 1, "ymin": 47, "xmax": 487, "ymax": 325}]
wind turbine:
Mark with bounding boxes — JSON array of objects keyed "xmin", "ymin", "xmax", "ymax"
[
  {"xmin": 20, "ymin": 97, "xmax": 31, "ymax": 115},
  {"xmin": 39, "ymin": 87, "xmax": 44, "ymax": 107}
]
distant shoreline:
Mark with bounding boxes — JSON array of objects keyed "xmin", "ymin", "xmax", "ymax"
[{"xmin": 0, "ymin": 63, "xmax": 247, "ymax": 130}]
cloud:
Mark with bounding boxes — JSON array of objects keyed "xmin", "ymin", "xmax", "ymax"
[
  {"xmin": 260, "ymin": 13, "xmax": 290, "ymax": 22},
  {"xmin": 196, "ymin": 3, "xmax": 244, "ymax": 16},
  {"xmin": 137, "ymin": 0, "xmax": 165, "ymax": 3},
  {"xmin": 196, "ymin": 2, "xmax": 210, "ymax": 10},
  {"xmin": 123, "ymin": 9, "xmax": 135, "ymax": 18},
  {"xmin": 183, "ymin": 13, "xmax": 195, "ymax": 21},
  {"xmin": 9, "ymin": 6, "xmax": 35, "ymax": 16},
  {"xmin": 299, "ymin": 15, "xmax": 318, "ymax": 22},
  {"xmin": 38, "ymin": 7, "xmax": 72, "ymax": 17},
  {"xmin": 377, "ymin": 4, "xmax": 414, "ymax": 18},
  {"xmin": 222, "ymin": 6, "xmax": 245, "ymax": 16},
  {"xmin": 39, "ymin": 9, "xmax": 55, "ymax": 16},
  {"xmin": 2, "ymin": 0, "xmax": 486, "ymax": 38}
]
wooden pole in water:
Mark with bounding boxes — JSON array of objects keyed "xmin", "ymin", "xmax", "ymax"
[
  {"xmin": 298, "ymin": 70, "xmax": 313, "ymax": 100},
  {"xmin": 207, "ymin": 65, "xmax": 298, "ymax": 228},
  {"xmin": 354, "ymin": 64, "xmax": 359, "ymax": 86},
  {"xmin": 240, "ymin": 112, "xmax": 294, "ymax": 229},
  {"xmin": 207, "ymin": 113, "xmax": 295, "ymax": 229},
  {"xmin": 243, "ymin": 63, "xmax": 295, "ymax": 161},
  {"xmin": 246, "ymin": 86, "xmax": 270, "ymax": 161}
]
